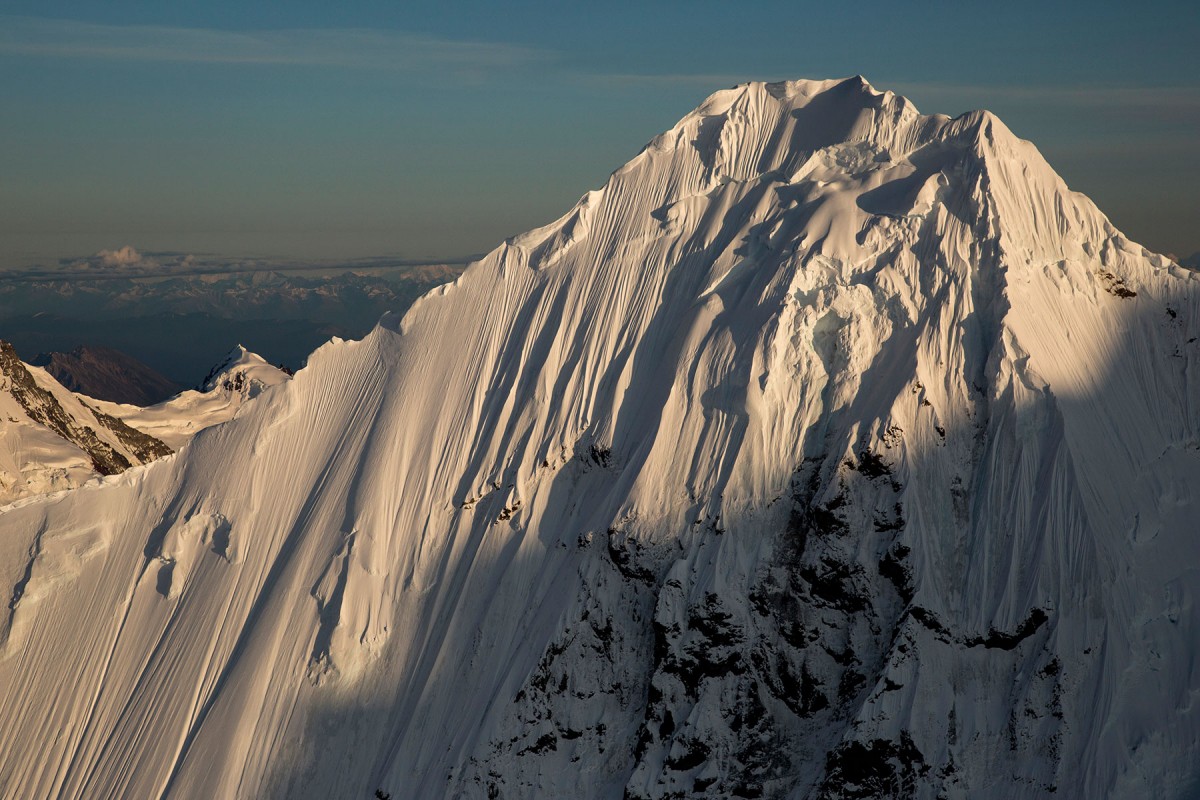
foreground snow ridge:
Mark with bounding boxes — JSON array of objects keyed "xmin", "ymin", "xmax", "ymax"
[{"xmin": 1, "ymin": 77, "xmax": 1198, "ymax": 799}]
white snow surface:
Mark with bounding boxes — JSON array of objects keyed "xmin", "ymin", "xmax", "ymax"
[
  {"xmin": 0, "ymin": 362, "xmax": 157, "ymax": 506},
  {"xmin": 0, "ymin": 346, "xmax": 288, "ymax": 507},
  {"xmin": 91, "ymin": 345, "xmax": 291, "ymax": 450},
  {"xmin": 1, "ymin": 77, "xmax": 1199, "ymax": 799}
]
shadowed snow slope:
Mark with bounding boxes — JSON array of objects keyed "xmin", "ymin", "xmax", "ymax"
[
  {"xmin": 2, "ymin": 77, "xmax": 1199, "ymax": 799},
  {"xmin": 30, "ymin": 345, "xmax": 182, "ymax": 406}
]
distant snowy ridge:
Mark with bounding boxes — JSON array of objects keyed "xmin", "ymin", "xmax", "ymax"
[
  {"xmin": 89, "ymin": 344, "xmax": 291, "ymax": 451},
  {"xmin": 0, "ymin": 343, "xmax": 289, "ymax": 504},
  {"xmin": 0, "ymin": 340, "xmax": 171, "ymax": 505},
  {"xmin": 0, "ymin": 77, "xmax": 1198, "ymax": 799}
]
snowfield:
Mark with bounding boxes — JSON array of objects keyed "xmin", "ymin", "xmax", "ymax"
[{"xmin": 0, "ymin": 77, "xmax": 1198, "ymax": 799}]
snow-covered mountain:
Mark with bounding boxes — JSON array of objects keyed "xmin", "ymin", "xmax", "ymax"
[
  {"xmin": 2, "ymin": 76, "xmax": 1198, "ymax": 799},
  {"xmin": 29, "ymin": 344, "xmax": 182, "ymax": 405},
  {"xmin": 0, "ymin": 341, "xmax": 172, "ymax": 505},
  {"xmin": 0, "ymin": 344, "xmax": 288, "ymax": 505},
  {"xmin": 88, "ymin": 345, "xmax": 292, "ymax": 451}
]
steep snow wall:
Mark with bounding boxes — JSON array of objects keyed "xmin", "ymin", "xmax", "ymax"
[{"xmin": 0, "ymin": 77, "xmax": 1198, "ymax": 799}]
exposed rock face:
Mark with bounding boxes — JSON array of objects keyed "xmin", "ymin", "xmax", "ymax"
[
  {"xmin": 0, "ymin": 340, "xmax": 172, "ymax": 503},
  {"xmin": 31, "ymin": 345, "xmax": 182, "ymax": 405},
  {"xmin": 0, "ymin": 78, "xmax": 1198, "ymax": 799},
  {"xmin": 87, "ymin": 403, "xmax": 174, "ymax": 463}
]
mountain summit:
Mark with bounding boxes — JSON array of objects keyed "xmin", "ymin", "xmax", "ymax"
[
  {"xmin": 29, "ymin": 345, "xmax": 182, "ymax": 406},
  {"xmin": 0, "ymin": 77, "xmax": 1197, "ymax": 799}
]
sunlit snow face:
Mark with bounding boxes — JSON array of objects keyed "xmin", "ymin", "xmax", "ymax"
[{"xmin": 1, "ymin": 76, "xmax": 1198, "ymax": 800}]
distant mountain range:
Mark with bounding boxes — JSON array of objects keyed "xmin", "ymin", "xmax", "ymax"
[
  {"xmin": 30, "ymin": 344, "xmax": 182, "ymax": 405},
  {"xmin": 0, "ymin": 264, "xmax": 463, "ymax": 382}
]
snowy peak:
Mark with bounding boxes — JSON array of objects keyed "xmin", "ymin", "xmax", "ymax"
[
  {"xmin": 0, "ymin": 78, "xmax": 1197, "ymax": 799},
  {"xmin": 479, "ymin": 75, "xmax": 1152, "ymax": 523},
  {"xmin": 82, "ymin": 344, "xmax": 295, "ymax": 452},
  {"xmin": 200, "ymin": 344, "xmax": 290, "ymax": 397},
  {"xmin": 199, "ymin": 344, "xmax": 250, "ymax": 390},
  {"xmin": 656, "ymin": 76, "xmax": 921, "ymax": 178},
  {"xmin": 509, "ymin": 75, "xmax": 1127, "ymax": 294}
]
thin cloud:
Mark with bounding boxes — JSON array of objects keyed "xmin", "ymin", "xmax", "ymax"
[
  {"xmin": 0, "ymin": 16, "xmax": 552, "ymax": 74},
  {"xmin": 891, "ymin": 81, "xmax": 1200, "ymax": 121},
  {"xmin": 581, "ymin": 72, "xmax": 757, "ymax": 89}
]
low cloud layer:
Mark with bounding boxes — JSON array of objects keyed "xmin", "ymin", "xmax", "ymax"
[
  {"xmin": 0, "ymin": 16, "xmax": 551, "ymax": 76},
  {"xmin": 0, "ymin": 247, "xmax": 476, "ymax": 281}
]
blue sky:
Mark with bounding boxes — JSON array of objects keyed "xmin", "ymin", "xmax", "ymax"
[{"xmin": 1, "ymin": 1, "xmax": 1197, "ymax": 267}]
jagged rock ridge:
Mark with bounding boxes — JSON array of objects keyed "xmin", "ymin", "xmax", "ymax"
[{"xmin": 0, "ymin": 77, "xmax": 1197, "ymax": 799}]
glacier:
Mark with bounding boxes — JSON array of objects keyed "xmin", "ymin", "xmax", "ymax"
[{"xmin": 0, "ymin": 76, "xmax": 1198, "ymax": 799}]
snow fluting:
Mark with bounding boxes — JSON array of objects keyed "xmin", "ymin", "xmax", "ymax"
[{"xmin": 1, "ymin": 76, "xmax": 1198, "ymax": 799}]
